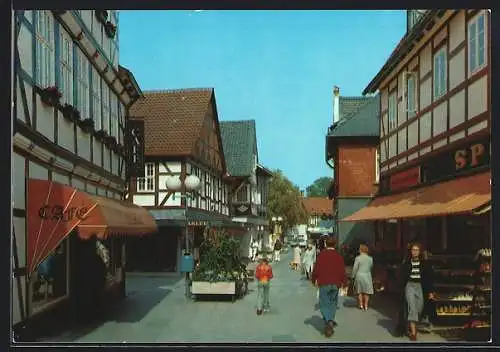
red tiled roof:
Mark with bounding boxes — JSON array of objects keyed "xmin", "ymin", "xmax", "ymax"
[
  {"xmin": 129, "ymin": 88, "xmax": 214, "ymax": 157},
  {"xmin": 301, "ymin": 197, "xmax": 334, "ymax": 215}
]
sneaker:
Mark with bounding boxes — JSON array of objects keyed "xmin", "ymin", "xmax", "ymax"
[{"xmin": 324, "ymin": 323, "xmax": 334, "ymax": 337}]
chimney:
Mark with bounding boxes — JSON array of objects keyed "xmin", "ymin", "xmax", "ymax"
[{"xmin": 333, "ymin": 86, "xmax": 340, "ymax": 123}]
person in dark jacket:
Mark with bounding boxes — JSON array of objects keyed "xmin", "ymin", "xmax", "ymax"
[
  {"xmin": 312, "ymin": 237, "xmax": 346, "ymax": 337},
  {"xmin": 273, "ymin": 240, "xmax": 282, "ymax": 262},
  {"xmin": 395, "ymin": 242, "xmax": 435, "ymax": 341}
]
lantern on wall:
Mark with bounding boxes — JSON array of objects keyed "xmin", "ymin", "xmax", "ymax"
[
  {"xmin": 165, "ymin": 175, "xmax": 182, "ymax": 191},
  {"xmin": 185, "ymin": 175, "xmax": 201, "ymax": 191}
]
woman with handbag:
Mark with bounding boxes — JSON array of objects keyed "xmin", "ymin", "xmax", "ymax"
[{"xmin": 395, "ymin": 242, "xmax": 435, "ymax": 341}]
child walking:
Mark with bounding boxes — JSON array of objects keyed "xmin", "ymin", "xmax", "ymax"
[{"xmin": 255, "ymin": 257, "xmax": 274, "ymax": 315}]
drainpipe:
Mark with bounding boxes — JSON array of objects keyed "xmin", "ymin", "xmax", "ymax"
[{"xmin": 326, "ymin": 86, "xmax": 340, "ymax": 170}]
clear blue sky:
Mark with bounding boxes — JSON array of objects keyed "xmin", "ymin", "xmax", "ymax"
[{"xmin": 119, "ymin": 10, "xmax": 407, "ymax": 190}]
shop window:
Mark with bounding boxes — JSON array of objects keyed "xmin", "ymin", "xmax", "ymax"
[
  {"xmin": 31, "ymin": 239, "xmax": 68, "ymax": 312},
  {"xmin": 426, "ymin": 217, "xmax": 444, "ymax": 254},
  {"xmin": 447, "ymin": 215, "xmax": 489, "ymax": 254}
]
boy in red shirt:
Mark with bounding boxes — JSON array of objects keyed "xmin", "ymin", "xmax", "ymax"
[
  {"xmin": 255, "ymin": 257, "xmax": 273, "ymax": 315},
  {"xmin": 312, "ymin": 237, "xmax": 346, "ymax": 337}
]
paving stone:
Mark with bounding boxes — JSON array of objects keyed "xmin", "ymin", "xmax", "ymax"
[{"xmin": 39, "ymin": 252, "xmax": 450, "ymax": 343}]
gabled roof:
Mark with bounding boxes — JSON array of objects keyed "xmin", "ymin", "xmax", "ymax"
[
  {"xmin": 219, "ymin": 120, "xmax": 257, "ymax": 177},
  {"xmin": 301, "ymin": 197, "xmax": 334, "ymax": 215},
  {"xmin": 338, "ymin": 96, "xmax": 373, "ymax": 121},
  {"xmin": 129, "ymin": 88, "xmax": 215, "ymax": 157},
  {"xmin": 329, "ymin": 95, "xmax": 380, "ymax": 138}
]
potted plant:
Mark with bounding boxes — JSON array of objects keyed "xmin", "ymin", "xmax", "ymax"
[
  {"xmin": 104, "ymin": 135, "xmax": 117, "ymax": 149},
  {"xmin": 61, "ymin": 104, "xmax": 81, "ymax": 122},
  {"xmin": 96, "ymin": 10, "xmax": 108, "ymax": 24},
  {"xmin": 191, "ymin": 228, "xmax": 248, "ymax": 300},
  {"xmin": 78, "ymin": 118, "xmax": 95, "ymax": 134},
  {"xmin": 94, "ymin": 129, "xmax": 108, "ymax": 140},
  {"xmin": 40, "ymin": 86, "xmax": 62, "ymax": 107},
  {"xmin": 104, "ymin": 21, "xmax": 117, "ymax": 38}
]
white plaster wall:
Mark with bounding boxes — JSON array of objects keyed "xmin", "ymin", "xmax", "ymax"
[
  {"xmin": 86, "ymin": 183, "xmax": 97, "ymax": 195},
  {"xmin": 380, "ymin": 88, "xmax": 388, "ymax": 111},
  {"xmin": 433, "ymin": 138, "xmax": 447, "ymax": 150},
  {"xmin": 76, "ymin": 129, "xmax": 91, "ymax": 161},
  {"xmin": 380, "ymin": 144, "xmax": 387, "ymax": 164},
  {"xmin": 433, "ymin": 101, "xmax": 448, "ymax": 136},
  {"xmin": 433, "ymin": 26, "xmax": 448, "ymax": 47},
  {"xmin": 407, "ymin": 119, "xmax": 419, "ymax": 149},
  {"xmin": 408, "ymin": 152, "xmax": 419, "ymax": 161},
  {"xmin": 389, "ymin": 135, "xmax": 397, "ymax": 159},
  {"xmin": 398, "ymin": 128, "xmax": 407, "ymax": 154},
  {"xmin": 24, "ymin": 10, "xmax": 32, "ymax": 23},
  {"xmin": 449, "ymin": 131, "xmax": 466, "ymax": 143},
  {"xmin": 19, "ymin": 24, "xmax": 33, "ymax": 76},
  {"xmin": 419, "ymin": 112, "xmax": 432, "ymax": 142},
  {"xmin": 133, "ymin": 194, "xmax": 155, "ymax": 207},
  {"xmin": 468, "ymin": 75, "xmax": 488, "ymax": 119},
  {"xmin": 449, "ymin": 90, "xmax": 466, "ymax": 128},
  {"xmin": 58, "ymin": 113, "xmax": 75, "ymax": 153},
  {"xmin": 158, "ymin": 175, "xmax": 169, "ymax": 191},
  {"xmin": 112, "ymin": 153, "xmax": 120, "ymax": 177},
  {"xmin": 449, "ymin": 48, "xmax": 465, "ymax": 90},
  {"xmin": 13, "ymin": 214, "xmax": 26, "ymax": 268},
  {"xmin": 449, "ymin": 11, "xmax": 466, "ymax": 51},
  {"xmin": 419, "ymin": 43, "xmax": 432, "ymax": 78},
  {"xmin": 103, "ymin": 146, "xmax": 110, "ymax": 172},
  {"xmin": 420, "ymin": 146, "xmax": 432, "ymax": 156},
  {"xmin": 71, "ymin": 177, "xmax": 86, "ymax": 191},
  {"xmin": 52, "ymin": 172, "xmax": 70, "ymax": 186},
  {"xmin": 29, "ymin": 161, "xmax": 48, "ymax": 180},
  {"xmin": 468, "ymin": 120, "xmax": 488, "ymax": 135},
  {"xmin": 398, "ymin": 99, "xmax": 406, "ymax": 126},
  {"xmin": 381, "ymin": 113, "xmax": 388, "ymax": 138},
  {"xmin": 93, "ymin": 140, "xmax": 102, "ymax": 168},
  {"xmin": 389, "ymin": 161, "xmax": 398, "ymax": 169},
  {"xmin": 35, "ymin": 96, "xmax": 55, "ymax": 142},
  {"xmin": 12, "ymin": 153, "xmax": 25, "ymax": 210},
  {"xmin": 420, "ymin": 78, "xmax": 432, "ymax": 110}
]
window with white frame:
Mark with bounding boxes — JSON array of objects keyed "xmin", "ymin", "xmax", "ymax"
[
  {"xmin": 406, "ymin": 72, "xmax": 418, "ymax": 118},
  {"xmin": 468, "ymin": 12, "xmax": 486, "ymax": 74},
  {"xmin": 388, "ymin": 92, "xmax": 397, "ymax": 131},
  {"xmin": 136, "ymin": 163, "xmax": 155, "ymax": 192},
  {"xmin": 110, "ymin": 94, "xmax": 118, "ymax": 138},
  {"xmin": 102, "ymin": 82, "xmax": 110, "ymax": 132},
  {"xmin": 75, "ymin": 48, "xmax": 89, "ymax": 117},
  {"xmin": 58, "ymin": 29, "xmax": 73, "ymax": 104},
  {"xmin": 35, "ymin": 11, "xmax": 55, "ymax": 88},
  {"xmin": 91, "ymin": 67, "xmax": 102, "ymax": 130},
  {"xmin": 433, "ymin": 48, "xmax": 447, "ymax": 99}
]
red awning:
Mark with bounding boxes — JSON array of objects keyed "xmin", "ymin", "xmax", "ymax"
[
  {"xmin": 341, "ymin": 171, "xmax": 491, "ymax": 222},
  {"xmin": 27, "ymin": 179, "xmax": 157, "ymax": 276}
]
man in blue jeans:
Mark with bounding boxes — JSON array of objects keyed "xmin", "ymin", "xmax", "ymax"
[{"xmin": 312, "ymin": 237, "xmax": 346, "ymax": 337}]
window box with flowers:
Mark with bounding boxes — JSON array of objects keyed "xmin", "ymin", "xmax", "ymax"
[
  {"xmin": 104, "ymin": 135, "xmax": 118, "ymax": 149},
  {"xmin": 77, "ymin": 118, "xmax": 95, "ymax": 134},
  {"xmin": 61, "ymin": 104, "xmax": 81, "ymax": 122},
  {"xmin": 40, "ymin": 86, "xmax": 62, "ymax": 107},
  {"xmin": 94, "ymin": 129, "xmax": 109, "ymax": 141},
  {"xmin": 105, "ymin": 21, "xmax": 117, "ymax": 39},
  {"xmin": 96, "ymin": 10, "xmax": 108, "ymax": 24}
]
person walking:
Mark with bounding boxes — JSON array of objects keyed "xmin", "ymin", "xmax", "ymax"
[
  {"xmin": 302, "ymin": 243, "xmax": 316, "ymax": 280},
  {"xmin": 395, "ymin": 242, "xmax": 435, "ymax": 341},
  {"xmin": 255, "ymin": 257, "xmax": 274, "ymax": 315},
  {"xmin": 352, "ymin": 244, "xmax": 374, "ymax": 310},
  {"xmin": 273, "ymin": 239, "xmax": 282, "ymax": 262},
  {"xmin": 291, "ymin": 244, "xmax": 301, "ymax": 271},
  {"xmin": 312, "ymin": 237, "xmax": 346, "ymax": 337}
]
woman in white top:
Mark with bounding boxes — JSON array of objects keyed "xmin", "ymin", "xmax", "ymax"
[
  {"xmin": 301, "ymin": 243, "xmax": 316, "ymax": 280},
  {"xmin": 291, "ymin": 244, "xmax": 301, "ymax": 271},
  {"xmin": 352, "ymin": 244, "xmax": 374, "ymax": 310}
]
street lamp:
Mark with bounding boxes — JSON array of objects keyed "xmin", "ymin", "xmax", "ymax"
[{"xmin": 166, "ymin": 174, "xmax": 201, "ymax": 298}]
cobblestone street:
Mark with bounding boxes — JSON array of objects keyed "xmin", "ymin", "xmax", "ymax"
[{"xmin": 42, "ymin": 251, "xmax": 448, "ymax": 343}]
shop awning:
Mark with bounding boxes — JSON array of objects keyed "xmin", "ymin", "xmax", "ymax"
[
  {"xmin": 27, "ymin": 179, "xmax": 157, "ymax": 276},
  {"xmin": 341, "ymin": 171, "xmax": 491, "ymax": 222}
]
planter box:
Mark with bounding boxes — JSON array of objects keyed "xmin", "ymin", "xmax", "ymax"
[{"xmin": 191, "ymin": 281, "xmax": 236, "ymax": 295}]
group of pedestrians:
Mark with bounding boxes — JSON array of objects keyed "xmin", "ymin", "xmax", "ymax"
[{"xmin": 254, "ymin": 235, "xmax": 435, "ymax": 341}]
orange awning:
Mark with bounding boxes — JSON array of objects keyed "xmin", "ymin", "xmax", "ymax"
[
  {"xmin": 342, "ymin": 171, "xmax": 491, "ymax": 222},
  {"xmin": 27, "ymin": 179, "xmax": 157, "ymax": 276}
]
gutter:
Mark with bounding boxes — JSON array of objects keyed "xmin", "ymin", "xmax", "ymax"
[{"xmin": 363, "ymin": 10, "xmax": 441, "ymax": 95}]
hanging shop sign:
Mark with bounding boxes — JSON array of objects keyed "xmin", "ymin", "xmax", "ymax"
[
  {"xmin": 389, "ymin": 166, "xmax": 421, "ymax": 192},
  {"xmin": 424, "ymin": 138, "xmax": 490, "ymax": 183}
]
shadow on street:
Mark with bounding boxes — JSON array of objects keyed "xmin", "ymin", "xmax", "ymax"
[{"xmin": 304, "ymin": 316, "xmax": 325, "ymax": 334}]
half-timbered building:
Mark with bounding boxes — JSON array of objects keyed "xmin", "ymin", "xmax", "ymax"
[
  {"xmin": 127, "ymin": 88, "xmax": 245, "ymax": 273},
  {"xmin": 12, "ymin": 10, "xmax": 156, "ymax": 339},
  {"xmin": 342, "ymin": 10, "xmax": 491, "ymax": 307},
  {"xmin": 219, "ymin": 120, "xmax": 273, "ymax": 258}
]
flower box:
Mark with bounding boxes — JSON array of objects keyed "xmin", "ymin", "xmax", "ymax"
[
  {"xmin": 191, "ymin": 281, "xmax": 236, "ymax": 295},
  {"xmin": 61, "ymin": 104, "xmax": 80, "ymax": 122},
  {"xmin": 94, "ymin": 129, "xmax": 108, "ymax": 140},
  {"xmin": 96, "ymin": 10, "xmax": 108, "ymax": 24},
  {"xmin": 104, "ymin": 135, "xmax": 118, "ymax": 148},
  {"xmin": 40, "ymin": 86, "xmax": 62, "ymax": 107},
  {"xmin": 78, "ymin": 118, "xmax": 95, "ymax": 134},
  {"xmin": 105, "ymin": 21, "xmax": 117, "ymax": 38}
]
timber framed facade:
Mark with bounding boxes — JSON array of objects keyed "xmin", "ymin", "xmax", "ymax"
[{"xmin": 12, "ymin": 10, "xmax": 148, "ymax": 338}]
